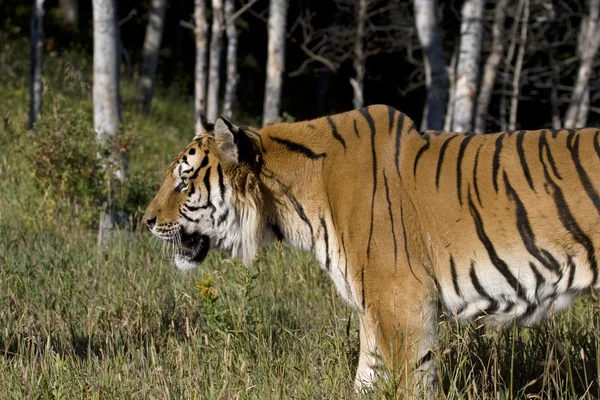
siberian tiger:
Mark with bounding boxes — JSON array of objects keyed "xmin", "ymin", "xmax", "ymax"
[{"xmin": 143, "ymin": 105, "xmax": 600, "ymax": 396}]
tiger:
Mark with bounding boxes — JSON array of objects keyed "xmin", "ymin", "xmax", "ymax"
[{"xmin": 143, "ymin": 104, "xmax": 600, "ymax": 396}]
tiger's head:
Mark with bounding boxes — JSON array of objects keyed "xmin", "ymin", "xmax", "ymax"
[{"xmin": 143, "ymin": 116, "xmax": 268, "ymax": 270}]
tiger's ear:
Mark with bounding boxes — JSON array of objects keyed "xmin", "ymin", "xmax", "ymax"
[
  {"xmin": 195, "ymin": 114, "xmax": 215, "ymax": 138},
  {"xmin": 214, "ymin": 117, "xmax": 240, "ymax": 164}
]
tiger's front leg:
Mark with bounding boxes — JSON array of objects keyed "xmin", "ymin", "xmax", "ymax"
[{"xmin": 354, "ymin": 314, "xmax": 384, "ymax": 392}]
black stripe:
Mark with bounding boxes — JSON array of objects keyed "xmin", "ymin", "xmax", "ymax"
[
  {"xmin": 516, "ymin": 130, "xmax": 535, "ymax": 191},
  {"xmin": 320, "ymin": 216, "xmax": 330, "ymax": 271},
  {"xmin": 567, "ymin": 131, "xmax": 600, "ymax": 215},
  {"xmin": 468, "ymin": 189, "xmax": 528, "ymax": 300},
  {"xmin": 469, "ymin": 261, "xmax": 499, "ymax": 314},
  {"xmin": 492, "ymin": 133, "xmax": 505, "ymax": 192},
  {"xmin": 473, "ymin": 144, "xmax": 483, "ymax": 206},
  {"xmin": 383, "ymin": 171, "xmax": 398, "ymax": 267},
  {"xmin": 503, "ymin": 171, "xmax": 562, "ymax": 276},
  {"xmin": 387, "ymin": 106, "xmax": 395, "ymax": 135},
  {"xmin": 326, "ymin": 116, "xmax": 346, "ymax": 150},
  {"xmin": 413, "ymin": 134, "xmax": 431, "ymax": 177},
  {"xmin": 456, "ymin": 134, "xmax": 475, "ymax": 206},
  {"xmin": 261, "ymin": 167, "xmax": 315, "ymax": 250},
  {"xmin": 217, "ymin": 209, "xmax": 229, "ymax": 226},
  {"xmin": 353, "ymin": 119, "xmax": 360, "ymax": 137},
  {"xmin": 190, "ymin": 157, "xmax": 209, "ymax": 179},
  {"xmin": 435, "ymin": 134, "xmax": 459, "ymax": 189},
  {"xmin": 539, "ymin": 149, "xmax": 598, "ymax": 285},
  {"xmin": 395, "ymin": 112, "xmax": 405, "ymax": 179},
  {"xmin": 566, "ymin": 255, "xmax": 576, "ymax": 289},
  {"xmin": 593, "ymin": 130, "xmax": 600, "ymax": 158},
  {"xmin": 270, "ymin": 136, "xmax": 326, "ymax": 159},
  {"xmin": 450, "ymin": 256, "xmax": 462, "ymax": 297},
  {"xmin": 360, "ymin": 107, "xmax": 378, "ymax": 258},
  {"xmin": 538, "ymin": 131, "xmax": 562, "ymax": 180},
  {"xmin": 185, "ymin": 204, "xmax": 201, "ymax": 211},
  {"xmin": 361, "ymin": 264, "xmax": 366, "ymax": 309},
  {"xmin": 217, "ymin": 164, "xmax": 226, "ymax": 201},
  {"xmin": 203, "ymin": 166, "xmax": 212, "ymax": 202},
  {"xmin": 416, "ymin": 350, "xmax": 434, "ymax": 368},
  {"xmin": 529, "ymin": 262, "xmax": 545, "ymax": 298},
  {"xmin": 400, "ymin": 201, "xmax": 422, "ymax": 284},
  {"xmin": 181, "ymin": 213, "xmax": 199, "ymax": 223}
]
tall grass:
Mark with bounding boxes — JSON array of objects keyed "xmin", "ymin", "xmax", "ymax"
[{"xmin": 0, "ymin": 40, "xmax": 598, "ymax": 399}]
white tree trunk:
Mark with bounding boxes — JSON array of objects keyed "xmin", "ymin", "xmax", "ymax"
[
  {"xmin": 444, "ymin": 47, "xmax": 458, "ymax": 131},
  {"xmin": 508, "ymin": 0, "xmax": 529, "ymax": 131},
  {"xmin": 137, "ymin": 0, "xmax": 167, "ymax": 112},
  {"xmin": 474, "ymin": 0, "xmax": 508, "ymax": 133},
  {"xmin": 93, "ymin": 0, "xmax": 125, "ymax": 245},
  {"xmin": 29, "ymin": 0, "xmax": 45, "ymax": 129},
  {"xmin": 351, "ymin": 0, "xmax": 367, "ymax": 110},
  {"xmin": 565, "ymin": 0, "xmax": 600, "ymax": 128},
  {"xmin": 262, "ymin": 0, "xmax": 288, "ymax": 125},
  {"xmin": 194, "ymin": 0, "xmax": 209, "ymax": 121},
  {"xmin": 59, "ymin": 0, "xmax": 78, "ymax": 29},
  {"xmin": 451, "ymin": 0, "xmax": 486, "ymax": 132},
  {"xmin": 206, "ymin": 0, "xmax": 224, "ymax": 122},
  {"xmin": 222, "ymin": 0, "xmax": 239, "ymax": 120},
  {"xmin": 414, "ymin": 0, "xmax": 448, "ymax": 130}
]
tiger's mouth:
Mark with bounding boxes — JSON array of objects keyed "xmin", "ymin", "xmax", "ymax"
[{"xmin": 174, "ymin": 231, "xmax": 210, "ymax": 270}]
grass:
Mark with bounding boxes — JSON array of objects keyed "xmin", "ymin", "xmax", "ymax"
[{"xmin": 0, "ymin": 40, "xmax": 599, "ymax": 399}]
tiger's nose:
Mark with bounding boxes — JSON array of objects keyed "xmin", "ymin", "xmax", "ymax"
[{"xmin": 144, "ymin": 216, "xmax": 157, "ymax": 229}]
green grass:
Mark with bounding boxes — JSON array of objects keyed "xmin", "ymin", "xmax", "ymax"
[{"xmin": 0, "ymin": 41, "xmax": 599, "ymax": 399}]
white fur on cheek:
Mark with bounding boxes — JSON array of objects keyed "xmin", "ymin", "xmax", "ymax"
[{"xmin": 174, "ymin": 254, "xmax": 199, "ymax": 271}]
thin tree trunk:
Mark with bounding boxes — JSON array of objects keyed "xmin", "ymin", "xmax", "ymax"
[
  {"xmin": 93, "ymin": 0, "xmax": 126, "ymax": 245},
  {"xmin": 500, "ymin": 0, "xmax": 524, "ymax": 131},
  {"xmin": 508, "ymin": 0, "xmax": 529, "ymax": 131},
  {"xmin": 206, "ymin": 0, "xmax": 224, "ymax": 122},
  {"xmin": 29, "ymin": 0, "xmax": 45, "ymax": 129},
  {"xmin": 474, "ymin": 0, "xmax": 508, "ymax": 133},
  {"xmin": 262, "ymin": 0, "xmax": 288, "ymax": 125},
  {"xmin": 136, "ymin": 0, "xmax": 167, "ymax": 112},
  {"xmin": 351, "ymin": 0, "xmax": 367, "ymax": 110},
  {"xmin": 194, "ymin": 0, "xmax": 209, "ymax": 121},
  {"xmin": 451, "ymin": 0, "xmax": 486, "ymax": 132},
  {"xmin": 565, "ymin": 0, "xmax": 600, "ymax": 128},
  {"xmin": 444, "ymin": 46, "xmax": 458, "ymax": 132},
  {"xmin": 222, "ymin": 0, "xmax": 238, "ymax": 120},
  {"xmin": 59, "ymin": 0, "xmax": 78, "ymax": 30},
  {"xmin": 414, "ymin": 0, "xmax": 448, "ymax": 130}
]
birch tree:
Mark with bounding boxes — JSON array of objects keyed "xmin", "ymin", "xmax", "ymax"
[
  {"xmin": 450, "ymin": 0, "xmax": 486, "ymax": 132},
  {"xmin": 137, "ymin": 0, "xmax": 167, "ymax": 112},
  {"xmin": 222, "ymin": 0, "xmax": 239, "ymax": 120},
  {"xmin": 29, "ymin": 0, "xmax": 45, "ymax": 129},
  {"xmin": 508, "ymin": 0, "xmax": 529, "ymax": 131},
  {"xmin": 194, "ymin": 0, "xmax": 209, "ymax": 121},
  {"xmin": 350, "ymin": 0, "xmax": 367, "ymax": 109},
  {"xmin": 93, "ymin": 0, "xmax": 126, "ymax": 244},
  {"xmin": 413, "ymin": 0, "xmax": 447, "ymax": 130},
  {"xmin": 263, "ymin": 0, "xmax": 288, "ymax": 125},
  {"xmin": 474, "ymin": 0, "xmax": 508, "ymax": 133},
  {"xmin": 206, "ymin": 0, "xmax": 224, "ymax": 122},
  {"xmin": 564, "ymin": 0, "xmax": 600, "ymax": 128}
]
